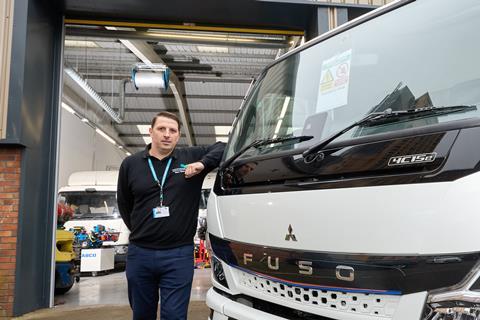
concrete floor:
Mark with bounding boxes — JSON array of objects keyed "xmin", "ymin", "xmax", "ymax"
[
  {"xmin": 13, "ymin": 303, "xmax": 210, "ymax": 320},
  {"xmin": 55, "ymin": 268, "xmax": 211, "ymax": 306},
  {"xmin": 15, "ymin": 268, "xmax": 212, "ymax": 320}
]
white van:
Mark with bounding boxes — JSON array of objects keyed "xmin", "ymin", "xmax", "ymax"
[
  {"xmin": 61, "ymin": 170, "xmax": 215, "ymax": 261},
  {"xmin": 61, "ymin": 171, "xmax": 129, "ymax": 262}
]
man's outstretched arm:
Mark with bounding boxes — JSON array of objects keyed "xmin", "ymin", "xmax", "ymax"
[{"xmin": 185, "ymin": 142, "xmax": 226, "ymax": 178}]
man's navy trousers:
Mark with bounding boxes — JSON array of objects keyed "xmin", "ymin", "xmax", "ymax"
[{"xmin": 126, "ymin": 243, "xmax": 194, "ymax": 320}]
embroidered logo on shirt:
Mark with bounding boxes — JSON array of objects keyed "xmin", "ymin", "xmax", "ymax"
[{"xmin": 172, "ymin": 163, "xmax": 187, "ymax": 174}]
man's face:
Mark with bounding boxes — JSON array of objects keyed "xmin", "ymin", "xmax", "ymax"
[{"xmin": 149, "ymin": 116, "xmax": 180, "ymax": 153}]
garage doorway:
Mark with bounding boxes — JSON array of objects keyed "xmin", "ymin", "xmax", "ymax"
[{"xmin": 53, "ymin": 20, "xmax": 301, "ymax": 309}]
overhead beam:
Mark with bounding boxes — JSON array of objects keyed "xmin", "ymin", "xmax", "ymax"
[
  {"xmin": 66, "ymin": 28, "xmax": 290, "ymax": 49},
  {"xmin": 118, "ymin": 121, "xmax": 233, "ymax": 126},
  {"xmin": 64, "ymin": 47, "xmax": 275, "ymax": 61},
  {"xmin": 74, "ymin": 67, "xmax": 264, "ymax": 77},
  {"xmin": 182, "ymin": 77, "xmax": 253, "ymax": 83},
  {"xmin": 69, "ymin": 60, "xmax": 269, "ymax": 68},
  {"xmin": 170, "ymin": 80, "xmax": 195, "ymax": 146},
  {"xmin": 100, "ymin": 92, "xmax": 244, "ymax": 99},
  {"xmin": 81, "ymin": 74, "xmax": 253, "ymax": 83},
  {"xmin": 127, "ymin": 144, "xmax": 189, "ymax": 148},
  {"xmin": 120, "ymin": 133, "xmax": 226, "ymax": 138},
  {"xmin": 64, "ymin": 19, "xmax": 304, "ymax": 36},
  {"xmin": 116, "ymin": 108, "xmax": 238, "ymax": 114},
  {"xmin": 257, "ymin": 0, "xmax": 384, "ymax": 8}
]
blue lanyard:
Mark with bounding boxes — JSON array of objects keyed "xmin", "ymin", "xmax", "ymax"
[{"xmin": 147, "ymin": 157, "xmax": 172, "ymax": 207}]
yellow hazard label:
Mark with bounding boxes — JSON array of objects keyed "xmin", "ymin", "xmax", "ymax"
[{"xmin": 320, "ymin": 70, "xmax": 334, "ymax": 92}]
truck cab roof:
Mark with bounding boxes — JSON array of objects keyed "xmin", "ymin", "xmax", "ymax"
[{"xmin": 59, "ymin": 171, "xmax": 118, "ymax": 192}]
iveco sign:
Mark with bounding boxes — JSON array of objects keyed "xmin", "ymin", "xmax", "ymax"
[{"xmin": 388, "ymin": 152, "xmax": 436, "ymax": 166}]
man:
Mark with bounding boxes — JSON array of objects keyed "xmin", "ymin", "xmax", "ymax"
[{"xmin": 117, "ymin": 111, "xmax": 225, "ymax": 320}]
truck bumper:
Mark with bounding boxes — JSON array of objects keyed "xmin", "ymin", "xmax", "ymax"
[
  {"xmin": 206, "ymin": 287, "xmax": 287, "ymax": 320},
  {"xmin": 206, "ymin": 286, "xmax": 427, "ymax": 320}
]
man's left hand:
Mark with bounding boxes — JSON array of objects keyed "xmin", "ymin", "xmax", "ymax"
[{"xmin": 185, "ymin": 162, "xmax": 205, "ymax": 178}]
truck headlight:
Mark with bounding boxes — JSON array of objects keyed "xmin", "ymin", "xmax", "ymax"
[
  {"xmin": 423, "ymin": 261, "xmax": 480, "ymax": 320},
  {"xmin": 211, "ymin": 255, "xmax": 229, "ymax": 289}
]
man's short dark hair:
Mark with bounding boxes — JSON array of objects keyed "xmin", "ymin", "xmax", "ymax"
[{"xmin": 151, "ymin": 111, "xmax": 181, "ymax": 130}]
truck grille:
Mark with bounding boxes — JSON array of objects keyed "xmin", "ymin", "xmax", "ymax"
[{"xmin": 235, "ymin": 269, "xmax": 400, "ymax": 318}]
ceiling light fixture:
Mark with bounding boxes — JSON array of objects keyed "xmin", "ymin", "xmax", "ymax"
[
  {"xmin": 61, "ymin": 102, "xmax": 76, "ymax": 114},
  {"xmin": 64, "ymin": 40, "xmax": 98, "ymax": 48},
  {"xmin": 146, "ymin": 32, "xmax": 257, "ymax": 43},
  {"xmin": 214, "ymin": 126, "xmax": 231, "ymax": 135},
  {"xmin": 197, "ymin": 46, "xmax": 229, "ymax": 53},
  {"xmin": 104, "ymin": 26, "xmax": 136, "ymax": 32},
  {"xmin": 136, "ymin": 125, "xmax": 152, "ymax": 145},
  {"xmin": 136, "ymin": 125, "xmax": 150, "ymax": 134},
  {"xmin": 147, "ymin": 29, "xmax": 286, "ymax": 41},
  {"xmin": 143, "ymin": 137, "xmax": 152, "ymax": 145},
  {"xmin": 96, "ymin": 128, "xmax": 117, "ymax": 145}
]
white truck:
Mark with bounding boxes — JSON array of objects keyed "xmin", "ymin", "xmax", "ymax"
[
  {"xmin": 206, "ymin": 1, "xmax": 480, "ymax": 320},
  {"xmin": 61, "ymin": 171, "xmax": 129, "ymax": 263}
]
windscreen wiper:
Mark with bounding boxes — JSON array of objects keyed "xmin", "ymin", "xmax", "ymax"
[
  {"xmin": 362, "ymin": 105, "xmax": 477, "ymax": 126},
  {"xmin": 303, "ymin": 105, "xmax": 476, "ymax": 159},
  {"xmin": 221, "ymin": 135, "xmax": 313, "ymax": 170}
]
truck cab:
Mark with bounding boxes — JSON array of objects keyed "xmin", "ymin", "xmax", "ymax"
[{"xmin": 206, "ymin": 0, "xmax": 480, "ymax": 319}]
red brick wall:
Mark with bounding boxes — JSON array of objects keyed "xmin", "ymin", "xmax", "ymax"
[{"xmin": 0, "ymin": 148, "xmax": 21, "ymax": 319}]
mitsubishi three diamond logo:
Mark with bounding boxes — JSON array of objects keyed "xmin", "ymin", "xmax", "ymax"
[{"xmin": 285, "ymin": 224, "xmax": 297, "ymax": 241}]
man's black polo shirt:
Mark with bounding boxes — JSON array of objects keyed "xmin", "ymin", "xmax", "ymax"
[{"xmin": 117, "ymin": 142, "xmax": 225, "ymax": 250}]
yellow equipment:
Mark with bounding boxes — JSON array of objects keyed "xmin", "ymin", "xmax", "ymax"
[
  {"xmin": 56, "ymin": 229, "xmax": 75, "ymax": 262},
  {"xmin": 55, "ymin": 229, "xmax": 79, "ymax": 294}
]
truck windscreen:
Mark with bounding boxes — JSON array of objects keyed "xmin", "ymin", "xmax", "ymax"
[
  {"xmin": 224, "ymin": 0, "xmax": 480, "ymax": 162},
  {"xmin": 59, "ymin": 191, "xmax": 119, "ymax": 220}
]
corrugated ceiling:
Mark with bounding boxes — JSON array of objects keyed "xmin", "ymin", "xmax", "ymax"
[{"xmin": 63, "ymin": 26, "xmax": 298, "ymax": 153}]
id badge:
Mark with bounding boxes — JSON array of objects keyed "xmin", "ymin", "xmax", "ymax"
[{"xmin": 152, "ymin": 206, "xmax": 170, "ymax": 218}]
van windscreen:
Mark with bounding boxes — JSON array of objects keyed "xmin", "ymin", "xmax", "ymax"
[{"xmin": 59, "ymin": 191, "xmax": 119, "ymax": 220}]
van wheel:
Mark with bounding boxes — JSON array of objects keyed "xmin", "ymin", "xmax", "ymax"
[{"xmin": 55, "ymin": 283, "xmax": 74, "ymax": 295}]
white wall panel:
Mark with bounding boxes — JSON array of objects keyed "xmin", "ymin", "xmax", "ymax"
[{"xmin": 58, "ymin": 110, "xmax": 126, "ymax": 188}]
